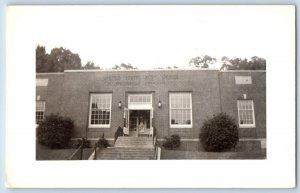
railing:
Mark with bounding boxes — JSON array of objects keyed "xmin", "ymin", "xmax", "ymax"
[
  {"xmin": 92, "ymin": 133, "xmax": 111, "ymax": 160},
  {"xmin": 93, "ymin": 140, "xmax": 99, "ymax": 160},
  {"xmin": 68, "ymin": 142, "xmax": 83, "ymax": 160},
  {"xmin": 152, "ymin": 127, "xmax": 161, "ymax": 160},
  {"xmin": 154, "ymin": 146, "xmax": 161, "ymax": 160}
]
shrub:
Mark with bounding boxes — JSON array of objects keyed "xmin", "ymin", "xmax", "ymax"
[
  {"xmin": 199, "ymin": 113, "xmax": 238, "ymax": 152},
  {"xmin": 163, "ymin": 134, "xmax": 181, "ymax": 150},
  {"xmin": 76, "ymin": 138, "xmax": 90, "ymax": 148},
  {"xmin": 37, "ymin": 114, "xmax": 74, "ymax": 149},
  {"xmin": 97, "ymin": 133, "xmax": 110, "ymax": 148},
  {"xmin": 114, "ymin": 126, "xmax": 123, "ymax": 142}
]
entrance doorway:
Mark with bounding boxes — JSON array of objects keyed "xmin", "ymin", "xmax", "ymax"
[
  {"xmin": 123, "ymin": 94, "xmax": 154, "ymax": 137},
  {"xmin": 129, "ymin": 110, "xmax": 150, "ymax": 136}
]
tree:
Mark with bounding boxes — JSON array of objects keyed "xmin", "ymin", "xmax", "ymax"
[
  {"xmin": 36, "ymin": 45, "xmax": 82, "ymax": 73},
  {"xmin": 112, "ymin": 63, "xmax": 137, "ymax": 70},
  {"xmin": 36, "ymin": 45, "xmax": 51, "ymax": 73},
  {"xmin": 48, "ymin": 47, "xmax": 82, "ymax": 72},
  {"xmin": 248, "ymin": 56, "xmax": 266, "ymax": 70},
  {"xmin": 189, "ymin": 55, "xmax": 216, "ymax": 68},
  {"xmin": 82, "ymin": 61, "xmax": 100, "ymax": 70},
  {"xmin": 220, "ymin": 56, "xmax": 266, "ymax": 70},
  {"xmin": 167, "ymin": 66, "xmax": 179, "ymax": 69}
]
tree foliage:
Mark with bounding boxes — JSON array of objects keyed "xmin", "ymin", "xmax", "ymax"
[
  {"xmin": 166, "ymin": 66, "xmax": 179, "ymax": 69},
  {"xmin": 189, "ymin": 55, "xmax": 217, "ymax": 68},
  {"xmin": 36, "ymin": 45, "xmax": 83, "ymax": 73},
  {"xmin": 112, "ymin": 63, "xmax": 137, "ymax": 70},
  {"xmin": 221, "ymin": 56, "xmax": 266, "ymax": 70},
  {"xmin": 36, "ymin": 45, "xmax": 51, "ymax": 72},
  {"xmin": 82, "ymin": 61, "xmax": 100, "ymax": 70}
]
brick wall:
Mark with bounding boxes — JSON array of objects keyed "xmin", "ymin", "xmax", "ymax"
[
  {"xmin": 36, "ymin": 69, "xmax": 266, "ymax": 141},
  {"xmin": 36, "ymin": 73, "xmax": 64, "ymax": 116},
  {"xmin": 219, "ymin": 71, "xmax": 266, "ymax": 138}
]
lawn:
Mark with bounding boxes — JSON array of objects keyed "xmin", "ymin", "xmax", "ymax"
[
  {"xmin": 161, "ymin": 149, "xmax": 266, "ymax": 159},
  {"xmin": 36, "ymin": 143, "xmax": 94, "ymax": 160}
]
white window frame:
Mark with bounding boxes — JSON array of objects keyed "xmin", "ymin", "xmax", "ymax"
[
  {"xmin": 89, "ymin": 93, "xmax": 112, "ymax": 128},
  {"xmin": 36, "ymin": 101, "xmax": 45, "ymax": 123},
  {"xmin": 237, "ymin": 100, "xmax": 256, "ymax": 128},
  {"xmin": 169, "ymin": 93, "xmax": 193, "ymax": 128}
]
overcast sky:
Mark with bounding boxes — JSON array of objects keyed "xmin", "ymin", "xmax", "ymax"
[{"xmin": 30, "ymin": 6, "xmax": 289, "ymax": 69}]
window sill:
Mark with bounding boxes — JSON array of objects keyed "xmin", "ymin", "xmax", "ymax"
[
  {"xmin": 170, "ymin": 125, "xmax": 192, "ymax": 129},
  {"xmin": 88, "ymin": 125, "xmax": 111, "ymax": 129},
  {"xmin": 239, "ymin": 125, "xmax": 256, "ymax": 128}
]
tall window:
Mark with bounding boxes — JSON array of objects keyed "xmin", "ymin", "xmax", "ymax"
[
  {"xmin": 89, "ymin": 94, "xmax": 112, "ymax": 127},
  {"xmin": 169, "ymin": 93, "xmax": 192, "ymax": 128},
  {"xmin": 237, "ymin": 100, "xmax": 255, "ymax": 128},
  {"xmin": 36, "ymin": 101, "xmax": 45, "ymax": 123}
]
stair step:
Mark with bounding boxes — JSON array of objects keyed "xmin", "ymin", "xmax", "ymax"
[
  {"xmin": 94, "ymin": 136, "xmax": 155, "ymax": 160},
  {"xmin": 102, "ymin": 149, "xmax": 154, "ymax": 152}
]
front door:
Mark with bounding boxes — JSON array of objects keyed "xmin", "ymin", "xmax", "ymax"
[
  {"xmin": 129, "ymin": 110, "xmax": 150, "ymax": 136},
  {"xmin": 125, "ymin": 94, "xmax": 154, "ymax": 137}
]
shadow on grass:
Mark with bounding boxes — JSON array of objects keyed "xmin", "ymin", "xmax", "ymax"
[{"xmin": 36, "ymin": 143, "xmax": 94, "ymax": 160}]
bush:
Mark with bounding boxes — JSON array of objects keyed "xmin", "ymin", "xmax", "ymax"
[
  {"xmin": 37, "ymin": 114, "xmax": 74, "ymax": 149},
  {"xmin": 76, "ymin": 138, "xmax": 90, "ymax": 148},
  {"xmin": 163, "ymin": 134, "xmax": 181, "ymax": 150},
  {"xmin": 97, "ymin": 133, "xmax": 110, "ymax": 148},
  {"xmin": 114, "ymin": 126, "xmax": 123, "ymax": 142},
  {"xmin": 200, "ymin": 113, "xmax": 238, "ymax": 152}
]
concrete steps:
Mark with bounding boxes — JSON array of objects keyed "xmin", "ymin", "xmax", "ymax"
[
  {"xmin": 96, "ymin": 137, "xmax": 155, "ymax": 160},
  {"xmin": 114, "ymin": 136, "xmax": 154, "ymax": 149},
  {"xmin": 96, "ymin": 148, "xmax": 154, "ymax": 160}
]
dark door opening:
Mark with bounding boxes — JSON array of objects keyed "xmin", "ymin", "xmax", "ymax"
[{"xmin": 129, "ymin": 110, "xmax": 150, "ymax": 136}]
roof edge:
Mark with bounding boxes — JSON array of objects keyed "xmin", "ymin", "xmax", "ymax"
[
  {"xmin": 64, "ymin": 69, "xmax": 220, "ymax": 73},
  {"xmin": 220, "ymin": 70, "xmax": 266, "ymax": 73},
  {"xmin": 36, "ymin": 69, "xmax": 266, "ymax": 74},
  {"xmin": 36, "ymin": 72, "xmax": 65, "ymax": 75}
]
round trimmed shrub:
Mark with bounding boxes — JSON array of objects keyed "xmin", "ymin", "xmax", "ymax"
[
  {"xmin": 199, "ymin": 113, "xmax": 238, "ymax": 152},
  {"xmin": 37, "ymin": 114, "xmax": 74, "ymax": 149},
  {"xmin": 163, "ymin": 134, "xmax": 181, "ymax": 150},
  {"xmin": 76, "ymin": 138, "xmax": 90, "ymax": 148}
]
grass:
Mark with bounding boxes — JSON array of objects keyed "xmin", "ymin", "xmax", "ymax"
[
  {"xmin": 161, "ymin": 149, "xmax": 266, "ymax": 159},
  {"xmin": 36, "ymin": 143, "xmax": 94, "ymax": 160}
]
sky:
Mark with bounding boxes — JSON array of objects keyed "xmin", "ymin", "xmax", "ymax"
[{"xmin": 28, "ymin": 6, "xmax": 288, "ymax": 69}]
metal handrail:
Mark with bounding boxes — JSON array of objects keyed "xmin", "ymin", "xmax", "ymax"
[
  {"xmin": 93, "ymin": 140, "xmax": 98, "ymax": 160},
  {"xmin": 68, "ymin": 141, "xmax": 83, "ymax": 160}
]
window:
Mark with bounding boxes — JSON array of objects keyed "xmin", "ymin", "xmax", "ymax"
[
  {"xmin": 89, "ymin": 94, "xmax": 112, "ymax": 128},
  {"xmin": 169, "ymin": 93, "xmax": 192, "ymax": 128},
  {"xmin": 129, "ymin": 94, "xmax": 152, "ymax": 104},
  {"xmin": 237, "ymin": 100, "xmax": 256, "ymax": 128},
  {"xmin": 36, "ymin": 101, "xmax": 45, "ymax": 123}
]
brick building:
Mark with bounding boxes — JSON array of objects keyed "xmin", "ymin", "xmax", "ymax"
[{"xmin": 36, "ymin": 69, "xmax": 266, "ymax": 150}]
